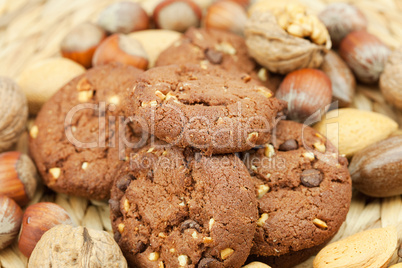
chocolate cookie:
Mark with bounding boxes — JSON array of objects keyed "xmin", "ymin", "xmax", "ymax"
[
  {"xmin": 110, "ymin": 141, "xmax": 258, "ymax": 268},
  {"xmin": 125, "ymin": 64, "xmax": 286, "ymax": 155},
  {"xmin": 241, "ymin": 120, "xmax": 352, "ymax": 267},
  {"xmin": 155, "ymin": 27, "xmax": 282, "ymax": 91},
  {"xmin": 29, "ymin": 63, "xmax": 145, "ymax": 200}
]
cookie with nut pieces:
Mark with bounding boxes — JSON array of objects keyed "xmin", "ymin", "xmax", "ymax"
[
  {"xmin": 155, "ymin": 27, "xmax": 282, "ymax": 90},
  {"xmin": 125, "ymin": 64, "xmax": 286, "ymax": 155},
  {"xmin": 241, "ymin": 120, "xmax": 352, "ymax": 268},
  {"xmin": 109, "ymin": 140, "xmax": 258, "ymax": 268},
  {"xmin": 29, "ymin": 63, "xmax": 145, "ymax": 200}
]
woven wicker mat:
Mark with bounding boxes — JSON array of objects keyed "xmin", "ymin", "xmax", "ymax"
[{"xmin": 0, "ymin": 0, "xmax": 401, "ymax": 267}]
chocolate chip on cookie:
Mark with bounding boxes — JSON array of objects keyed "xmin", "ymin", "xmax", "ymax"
[
  {"xmin": 29, "ymin": 63, "xmax": 144, "ymax": 200},
  {"xmin": 110, "ymin": 141, "xmax": 258, "ymax": 268},
  {"xmin": 125, "ymin": 64, "xmax": 286, "ymax": 155},
  {"xmin": 300, "ymin": 169, "xmax": 323, "ymax": 187}
]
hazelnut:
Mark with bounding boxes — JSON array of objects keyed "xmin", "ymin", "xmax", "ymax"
[
  {"xmin": 0, "ymin": 195, "xmax": 22, "ymax": 250},
  {"xmin": 28, "ymin": 224, "xmax": 127, "ymax": 267},
  {"xmin": 380, "ymin": 47, "xmax": 402, "ymax": 110},
  {"xmin": 339, "ymin": 30, "xmax": 390, "ymax": 84},
  {"xmin": 61, "ymin": 22, "xmax": 106, "ymax": 68},
  {"xmin": 97, "ymin": 1, "xmax": 149, "ymax": 34},
  {"xmin": 204, "ymin": 0, "xmax": 247, "ymax": 36},
  {"xmin": 245, "ymin": 4, "xmax": 331, "ymax": 74},
  {"xmin": 18, "ymin": 202, "xmax": 74, "ymax": 257},
  {"xmin": 318, "ymin": 3, "xmax": 367, "ymax": 47},
  {"xmin": 17, "ymin": 58, "xmax": 85, "ymax": 114},
  {"xmin": 0, "ymin": 151, "xmax": 38, "ymax": 206},
  {"xmin": 276, "ymin": 68, "xmax": 332, "ymax": 122},
  {"xmin": 321, "ymin": 50, "xmax": 356, "ymax": 107},
  {"xmin": 92, "ymin": 34, "xmax": 149, "ymax": 70},
  {"xmin": 0, "ymin": 77, "xmax": 28, "ymax": 152},
  {"xmin": 153, "ymin": 0, "xmax": 202, "ymax": 32}
]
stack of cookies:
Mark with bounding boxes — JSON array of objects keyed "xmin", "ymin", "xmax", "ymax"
[{"xmin": 29, "ymin": 28, "xmax": 352, "ymax": 268}]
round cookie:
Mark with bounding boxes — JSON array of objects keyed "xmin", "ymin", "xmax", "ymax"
[
  {"xmin": 29, "ymin": 63, "xmax": 145, "ymax": 200},
  {"xmin": 126, "ymin": 64, "xmax": 286, "ymax": 155},
  {"xmin": 241, "ymin": 120, "xmax": 352, "ymax": 267},
  {"xmin": 109, "ymin": 141, "xmax": 258, "ymax": 268},
  {"xmin": 155, "ymin": 27, "xmax": 282, "ymax": 91}
]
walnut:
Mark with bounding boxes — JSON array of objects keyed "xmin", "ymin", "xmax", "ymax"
[
  {"xmin": 245, "ymin": 4, "xmax": 331, "ymax": 74},
  {"xmin": 0, "ymin": 77, "xmax": 28, "ymax": 153},
  {"xmin": 28, "ymin": 224, "xmax": 128, "ymax": 267}
]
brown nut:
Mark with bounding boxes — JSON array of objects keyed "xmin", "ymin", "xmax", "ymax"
[
  {"xmin": 349, "ymin": 135, "xmax": 402, "ymax": 197},
  {"xmin": 18, "ymin": 202, "xmax": 73, "ymax": 258},
  {"xmin": 318, "ymin": 3, "xmax": 367, "ymax": 47},
  {"xmin": 380, "ymin": 47, "xmax": 402, "ymax": 110},
  {"xmin": 0, "ymin": 77, "xmax": 28, "ymax": 152},
  {"xmin": 276, "ymin": 68, "xmax": 332, "ymax": 122},
  {"xmin": 61, "ymin": 22, "xmax": 106, "ymax": 68},
  {"xmin": 0, "ymin": 195, "xmax": 22, "ymax": 250},
  {"xmin": 28, "ymin": 224, "xmax": 127, "ymax": 267},
  {"xmin": 245, "ymin": 5, "xmax": 331, "ymax": 74},
  {"xmin": 321, "ymin": 50, "xmax": 356, "ymax": 107},
  {"xmin": 339, "ymin": 30, "xmax": 390, "ymax": 84},
  {"xmin": 92, "ymin": 34, "xmax": 149, "ymax": 70},
  {"xmin": 153, "ymin": 0, "xmax": 202, "ymax": 32},
  {"xmin": 204, "ymin": 0, "xmax": 247, "ymax": 36},
  {"xmin": 0, "ymin": 151, "xmax": 38, "ymax": 206},
  {"xmin": 97, "ymin": 1, "xmax": 149, "ymax": 34}
]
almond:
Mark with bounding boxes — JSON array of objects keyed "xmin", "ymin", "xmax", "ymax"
[
  {"xmin": 313, "ymin": 108, "xmax": 398, "ymax": 157},
  {"xmin": 17, "ymin": 58, "xmax": 85, "ymax": 114},
  {"xmin": 314, "ymin": 227, "xmax": 397, "ymax": 268},
  {"xmin": 128, "ymin": 29, "xmax": 182, "ymax": 68},
  {"xmin": 349, "ymin": 135, "xmax": 402, "ymax": 197}
]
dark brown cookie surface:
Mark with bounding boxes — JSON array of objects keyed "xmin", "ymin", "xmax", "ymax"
[
  {"xmin": 110, "ymin": 141, "xmax": 258, "ymax": 268},
  {"xmin": 242, "ymin": 120, "xmax": 352, "ymax": 261},
  {"xmin": 29, "ymin": 63, "xmax": 145, "ymax": 200},
  {"xmin": 155, "ymin": 27, "xmax": 282, "ymax": 91},
  {"xmin": 125, "ymin": 64, "xmax": 286, "ymax": 155}
]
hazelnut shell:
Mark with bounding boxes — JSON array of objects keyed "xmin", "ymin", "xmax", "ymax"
[
  {"xmin": 18, "ymin": 202, "xmax": 73, "ymax": 258},
  {"xmin": 204, "ymin": 0, "xmax": 247, "ymax": 36},
  {"xmin": 276, "ymin": 68, "xmax": 332, "ymax": 123},
  {"xmin": 61, "ymin": 22, "xmax": 107, "ymax": 68},
  {"xmin": 92, "ymin": 34, "xmax": 149, "ymax": 70},
  {"xmin": 0, "ymin": 151, "xmax": 38, "ymax": 206},
  {"xmin": 339, "ymin": 30, "xmax": 390, "ymax": 84},
  {"xmin": 0, "ymin": 195, "xmax": 22, "ymax": 250},
  {"xmin": 318, "ymin": 3, "xmax": 367, "ymax": 47},
  {"xmin": 97, "ymin": 1, "xmax": 149, "ymax": 34},
  {"xmin": 153, "ymin": 0, "xmax": 202, "ymax": 32}
]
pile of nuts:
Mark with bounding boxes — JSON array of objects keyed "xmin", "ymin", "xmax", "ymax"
[{"xmin": 0, "ymin": 0, "xmax": 401, "ymax": 267}]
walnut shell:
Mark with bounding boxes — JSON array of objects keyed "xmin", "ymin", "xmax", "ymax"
[
  {"xmin": 28, "ymin": 224, "xmax": 127, "ymax": 267},
  {"xmin": 380, "ymin": 48, "xmax": 402, "ymax": 110},
  {"xmin": 245, "ymin": 11, "xmax": 331, "ymax": 74},
  {"xmin": 0, "ymin": 77, "xmax": 28, "ymax": 153}
]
